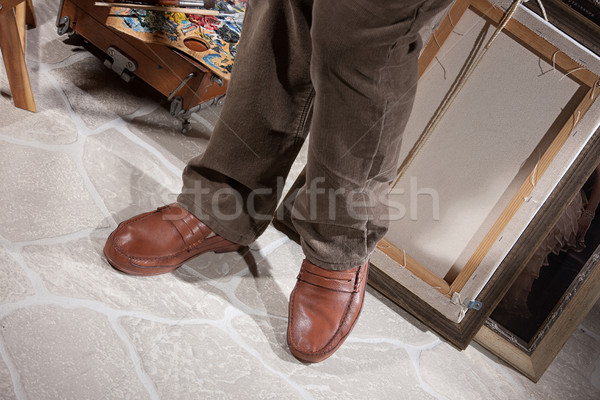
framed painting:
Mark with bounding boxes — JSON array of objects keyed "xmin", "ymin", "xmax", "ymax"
[
  {"xmin": 368, "ymin": 0, "xmax": 600, "ymax": 349},
  {"xmin": 475, "ymin": 169, "xmax": 600, "ymax": 381}
]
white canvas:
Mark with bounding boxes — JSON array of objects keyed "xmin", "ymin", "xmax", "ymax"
[{"xmin": 386, "ymin": 8, "xmax": 583, "ymax": 280}]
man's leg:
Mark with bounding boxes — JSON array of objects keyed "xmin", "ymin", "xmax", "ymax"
[
  {"xmin": 292, "ymin": 0, "xmax": 452, "ymax": 270},
  {"xmin": 177, "ymin": 0, "xmax": 315, "ymax": 245},
  {"xmin": 104, "ymin": 0, "xmax": 315, "ymax": 275},
  {"xmin": 287, "ymin": 0, "xmax": 453, "ymax": 362}
]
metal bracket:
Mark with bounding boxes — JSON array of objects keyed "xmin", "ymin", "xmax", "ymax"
[
  {"xmin": 56, "ymin": 16, "xmax": 72, "ymax": 36},
  {"xmin": 179, "ymin": 106, "xmax": 201, "ymax": 134},
  {"xmin": 104, "ymin": 47, "xmax": 137, "ymax": 83},
  {"xmin": 210, "ymin": 75, "xmax": 224, "ymax": 87},
  {"xmin": 464, "ymin": 299, "xmax": 483, "ymax": 311},
  {"xmin": 170, "ymin": 96, "xmax": 184, "ymax": 118},
  {"xmin": 171, "ymin": 96, "xmax": 225, "ymax": 133},
  {"xmin": 170, "ymin": 97, "xmax": 194, "ymax": 133}
]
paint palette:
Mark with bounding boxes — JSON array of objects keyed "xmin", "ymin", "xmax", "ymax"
[{"xmin": 105, "ymin": 0, "xmax": 246, "ymax": 79}]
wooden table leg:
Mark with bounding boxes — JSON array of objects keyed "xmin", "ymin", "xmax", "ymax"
[{"xmin": 0, "ymin": 8, "xmax": 36, "ymax": 112}]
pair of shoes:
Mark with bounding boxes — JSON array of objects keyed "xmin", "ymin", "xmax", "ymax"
[
  {"xmin": 103, "ymin": 203, "xmax": 243, "ymax": 275},
  {"xmin": 104, "ymin": 205, "xmax": 368, "ymax": 362},
  {"xmin": 287, "ymin": 259, "xmax": 369, "ymax": 363}
]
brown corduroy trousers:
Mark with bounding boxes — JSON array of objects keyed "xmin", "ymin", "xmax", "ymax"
[{"xmin": 177, "ymin": 0, "xmax": 452, "ymax": 270}]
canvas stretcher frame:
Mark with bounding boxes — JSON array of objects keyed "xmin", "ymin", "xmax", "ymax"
[{"xmin": 368, "ymin": 0, "xmax": 600, "ymax": 349}]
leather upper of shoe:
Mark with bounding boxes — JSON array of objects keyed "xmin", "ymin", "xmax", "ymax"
[
  {"xmin": 111, "ymin": 204, "xmax": 212, "ymax": 259},
  {"xmin": 104, "ymin": 203, "xmax": 243, "ymax": 276},
  {"xmin": 287, "ymin": 259, "xmax": 368, "ymax": 362}
]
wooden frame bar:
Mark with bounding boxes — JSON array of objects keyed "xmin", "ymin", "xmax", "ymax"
[{"xmin": 0, "ymin": 0, "xmax": 36, "ymax": 112}]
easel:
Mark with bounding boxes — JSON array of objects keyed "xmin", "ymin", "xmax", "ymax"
[{"xmin": 0, "ymin": 0, "xmax": 37, "ymax": 112}]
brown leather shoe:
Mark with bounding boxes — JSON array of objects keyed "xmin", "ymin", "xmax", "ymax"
[
  {"xmin": 104, "ymin": 203, "xmax": 243, "ymax": 276},
  {"xmin": 287, "ymin": 259, "xmax": 369, "ymax": 363}
]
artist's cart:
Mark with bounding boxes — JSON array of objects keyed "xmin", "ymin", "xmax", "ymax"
[{"xmin": 56, "ymin": 0, "xmax": 241, "ymax": 130}]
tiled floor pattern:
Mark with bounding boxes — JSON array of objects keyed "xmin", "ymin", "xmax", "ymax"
[{"xmin": 1, "ymin": 1, "xmax": 600, "ymax": 399}]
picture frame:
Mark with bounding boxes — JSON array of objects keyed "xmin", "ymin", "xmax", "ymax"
[
  {"xmin": 525, "ymin": 0, "xmax": 600, "ymax": 56},
  {"xmin": 475, "ymin": 202, "xmax": 600, "ymax": 382},
  {"xmin": 367, "ymin": 0, "xmax": 600, "ymax": 349}
]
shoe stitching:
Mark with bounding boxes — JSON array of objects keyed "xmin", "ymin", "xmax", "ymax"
[
  {"xmin": 111, "ymin": 235, "xmax": 229, "ymax": 262},
  {"xmin": 181, "ymin": 214, "xmax": 198, "ymax": 237},
  {"xmin": 298, "ymin": 266, "xmax": 361, "ymax": 292},
  {"xmin": 322, "ymin": 297, "xmax": 365, "ymax": 355},
  {"xmin": 128, "ymin": 261, "xmax": 180, "ymax": 270},
  {"xmin": 111, "ymin": 211, "xmax": 230, "ymax": 262},
  {"xmin": 296, "ymin": 280, "xmax": 355, "ymax": 294},
  {"xmin": 319, "ymin": 274, "xmax": 363, "ymax": 353},
  {"xmin": 301, "ymin": 269, "xmax": 354, "ymax": 283},
  {"xmin": 303, "ymin": 268, "xmax": 354, "ymax": 280},
  {"xmin": 353, "ymin": 264, "xmax": 364, "ymax": 292},
  {"xmin": 168, "ymin": 218, "xmax": 190, "ymax": 249}
]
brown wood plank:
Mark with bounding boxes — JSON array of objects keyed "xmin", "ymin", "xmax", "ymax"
[
  {"xmin": 15, "ymin": 1, "xmax": 26, "ymax": 50},
  {"xmin": 0, "ymin": 0, "xmax": 23, "ymax": 16},
  {"xmin": 377, "ymin": 239, "xmax": 451, "ymax": 294},
  {"xmin": 0, "ymin": 8, "xmax": 36, "ymax": 111}
]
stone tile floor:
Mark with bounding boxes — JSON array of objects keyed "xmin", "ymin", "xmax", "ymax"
[{"xmin": 1, "ymin": 1, "xmax": 600, "ymax": 399}]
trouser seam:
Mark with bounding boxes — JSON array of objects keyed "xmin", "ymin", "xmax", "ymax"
[
  {"xmin": 247, "ymin": 86, "xmax": 313, "ymax": 235},
  {"xmin": 250, "ymin": 87, "xmax": 314, "ymax": 236},
  {"xmin": 295, "ymin": 88, "xmax": 315, "ymax": 138}
]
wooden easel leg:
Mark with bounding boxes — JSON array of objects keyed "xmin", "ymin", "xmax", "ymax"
[
  {"xmin": 0, "ymin": 10, "xmax": 36, "ymax": 112},
  {"xmin": 25, "ymin": 0, "xmax": 37, "ymax": 28},
  {"xmin": 15, "ymin": 0, "xmax": 37, "ymax": 51},
  {"xmin": 15, "ymin": 2, "xmax": 26, "ymax": 51}
]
